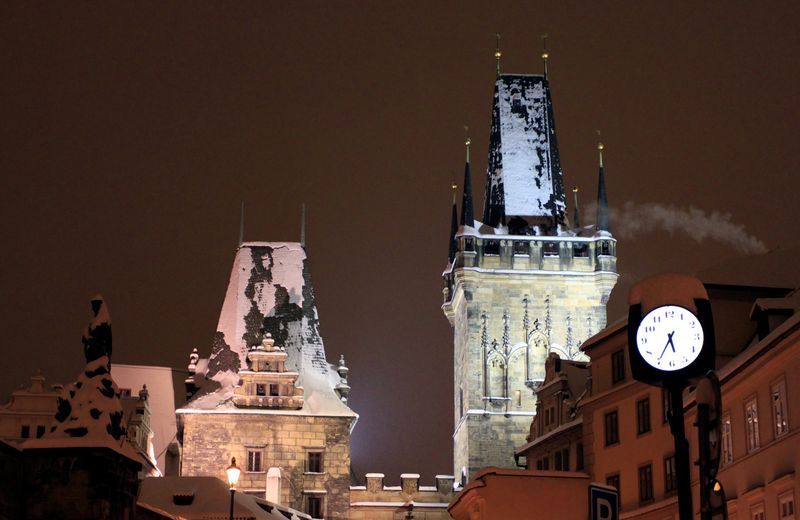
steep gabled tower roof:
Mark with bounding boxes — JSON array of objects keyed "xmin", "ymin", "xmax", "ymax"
[{"xmin": 482, "ymin": 74, "xmax": 566, "ymax": 228}]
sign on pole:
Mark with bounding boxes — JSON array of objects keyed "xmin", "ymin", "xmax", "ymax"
[{"xmin": 589, "ymin": 483, "xmax": 619, "ymax": 520}]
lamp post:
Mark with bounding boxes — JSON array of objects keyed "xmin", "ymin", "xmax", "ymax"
[{"xmin": 226, "ymin": 457, "xmax": 241, "ymax": 520}]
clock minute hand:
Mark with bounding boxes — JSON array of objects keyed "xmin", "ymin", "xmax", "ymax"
[{"xmin": 658, "ymin": 334, "xmax": 672, "ymax": 361}]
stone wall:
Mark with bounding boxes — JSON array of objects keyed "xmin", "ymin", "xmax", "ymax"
[
  {"xmin": 180, "ymin": 412, "xmax": 353, "ymax": 520},
  {"xmin": 349, "ymin": 473, "xmax": 455, "ymax": 520}
]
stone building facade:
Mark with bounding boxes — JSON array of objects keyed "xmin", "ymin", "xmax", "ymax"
[
  {"xmin": 442, "ymin": 70, "xmax": 618, "ymax": 480},
  {"xmin": 178, "ymin": 242, "xmax": 356, "ymax": 520}
]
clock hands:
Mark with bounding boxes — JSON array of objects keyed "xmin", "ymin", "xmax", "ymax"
[{"xmin": 658, "ymin": 331, "xmax": 676, "ymax": 361}]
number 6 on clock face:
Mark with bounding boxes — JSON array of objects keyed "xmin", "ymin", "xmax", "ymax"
[{"xmin": 635, "ymin": 305, "xmax": 704, "ymax": 372}]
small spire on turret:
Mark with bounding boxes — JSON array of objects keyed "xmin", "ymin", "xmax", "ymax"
[
  {"xmin": 541, "ymin": 33, "xmax": 549, "ymax": 79},
  {"xmin": 494, "ymin": 33, "xmax": 502, "ymax": 77},
  {"xmin": 448, "ymin": 181, "xmax": 458, "ymax": 263},
  {"xmin": 572, "ymin": 186, "xmax": 580, "ymax": 229},
  {"xmin": 239, "ymin": 201, "xmax": 245, "ymax": 246},
  {"xmin": 300, "ymin": 203, "xmax": 306, "ymax": 248},
  {"xmin": 461, "ymin": 135, "xmax": 475, "ymax": 227},
  {"xmin": 595, "ymin": 133, "xmax": 611, "ymax": 233}
]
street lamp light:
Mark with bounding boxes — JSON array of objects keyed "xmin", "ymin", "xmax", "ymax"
[{"xmin": 227, "ymin": 457, "xmax": 241, "ymax": 520}]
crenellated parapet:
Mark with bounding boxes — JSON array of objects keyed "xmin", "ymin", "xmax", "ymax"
[{"xmin": 350, "ymin": 473, "xmax": 455, "ymax": 519}]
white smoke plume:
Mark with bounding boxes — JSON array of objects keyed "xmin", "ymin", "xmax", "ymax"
[{"xmin": 591, "ymin": 202, "xmax": 768, "ymax": 255}]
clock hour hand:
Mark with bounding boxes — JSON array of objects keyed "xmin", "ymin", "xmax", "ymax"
[{"xmin": 658, "ymin": 331, "xmax": 676, "ymax": 361}]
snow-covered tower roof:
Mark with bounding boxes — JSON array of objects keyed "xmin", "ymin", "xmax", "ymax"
[
  {"xmin": 482, "ymin": 74, "xmax": 566, "ymax": 229},
  {"xmin": 182, "ymin": 242, "xmax": 355, "ymax": 418}
]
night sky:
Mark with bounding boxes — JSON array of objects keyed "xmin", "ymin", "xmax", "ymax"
[{"xmin": 2, "ymin": 2, "xmax": 799, "ymax": 483}]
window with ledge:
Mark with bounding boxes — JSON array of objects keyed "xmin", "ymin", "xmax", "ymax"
[
  {"xmin": 664, "ymin": 454, "xmax": 676, "ymax": 494},
  {"xmin": 721, "ymin": 412, "xmax": 733, "ymax": 465},
  {"xmin": 269, "ymin": 384, "xmax": 280, "ymax": 397},
  {"xmin": 536, "ymin": 456, "xmax": 549, "ymax": 470},
  {"xmin": 771, "ymin": 379, "xmax": 789, "ymax": 437},
  {"xmin": 636, "ymin": 397, "xmax": 651, "ymax": 435},
  {"xmin": 779, "ymin": 490, "xmax": 795, "ymax": 519},
  {"xmin": 306, "ymin": 450, "xmax": 324, "ymax": 473},
  {"xmin": 306, "ymin": 495, "xmax": 323, "ymax": 519},
  {"xmin": 256, "ymin": 384, "xmax": 266, "ymax": 397},
  {"xmin": 600, "ymin": 241, "xmax": 611, "ymax": 255},
  {"xmin": 20, "ymin": 425, "xmax": 29, "ymax": 439},
  {"xmin": 612, "ymin": 350, "xmax": 625, "ymax": 384},
  {"xmin": 751, "ymin": 502, "xmax": 765, "ymax": 520},
  {"xmin": 247, "ymin": 448, "xmax": 263, "ymax": 472},
  {"xmin": 463, "ymin": 237, "xmax": 475, "ymax": 252},
  {"xmin": 638, "ymin": 464, "xmax": 653, "ymax": 503},
  {"xmin": 573, "ymin": 243, "xmax": 589, "ymax": 258},
  {"xmin": 604, "ymin": 410, "xmax": 619, "ymax": 446},
  {"xmin": 553, "ymin": 448, "xmax": 570, "ymax": 471},
  {"xmin": 745, "ymin": 397, "xmax": 760, "ymax": 453}
]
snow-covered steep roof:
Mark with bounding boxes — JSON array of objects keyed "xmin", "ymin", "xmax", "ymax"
[
  {"xmin": 483, "ymin": 74, "xmax": 566, "ymax": 227},
  {"xmin": 179, "ymin": 242, "xmax": 356, "ymax": 419}
]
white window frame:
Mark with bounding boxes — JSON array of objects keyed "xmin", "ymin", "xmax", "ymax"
[
  {"xmin": 771, "ymin": 378, "xmax": 789, "ymax": 438},
  {"xmin": 721, "ymin": 412, "xmax": 733, "ymax": 466},
  {"xmin": 745, "ymin": 397, "xmax": 760, "ymax": 453},
  {"xmin": 751, "ymin": 502, "xmax": 765, "ymax": 520}
]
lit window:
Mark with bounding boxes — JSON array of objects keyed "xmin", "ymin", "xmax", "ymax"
[
  {"xmin": 247, "ymin": 448, "xmax": 263, "ymax": 472},
  {"xmin": 636, "ymin": 397, "xmax": 651, "ymax": 435},
  {"xmin": 664, "ymin": 454, "xmax": 677, "ymax": 494},
  {"xmin": 771, "ymin": 379, "xmax": 789, "ymax": 437},
  {"xmin": 612, "ymin": 350, "xmax": 625, "ymax": 384},
  {"xmin": 745, "ymin": 397, "xmax": 760, "ymax": 453},
  {"xmin": 779, "ymin": 490, "xmax": 795, "ymax": 519},
  {"xmin": 306, "ymin": 451, "xmax": 324, "ymax": 473},
  {"xmin": 638, "ymin": 464, "xmax": 653, "ymax": 503},
  {"xmin": 721, "ymin": 412, "xmax": 733, "ymax": 465},
  {"xmin": 604, "ymin": 410, "xmax": 619, "ymax": 446}
]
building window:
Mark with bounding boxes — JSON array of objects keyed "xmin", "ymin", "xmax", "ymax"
[
  {"xmin": 576, "ymin": 443, "xmax": 584, "ymax": 471},
  {"xmin": 573, "ymin": 243, "xmax": 589, "ymax": 258},
  {"xmin": 561, "ymin": 447, "xmax": 570, "ymax": 471},
  {"xmin": 513, "ymin": 241, "xmax": 530, "ymax": 255},
  {"xmin": 606, "ymin": 474, "xmax": 620, "ymax": 502},
  {"xmin": 307, "ymin": 495, "xmax": 323, "ymax": 519},
  {"xmin": 638, "ymin": 464, "xmax": 654, "ymax": 503},
  {"xmin": 256, "ymin": 384, "xmax": 266, "ymax": 397},
  {"xmin": 543, "ymin": 242, "xmax": 559, "ymax": 257},
  {"xmin": 662, "ymin": 388, "xmax": 673, "ymax": 424},
  {"xmin": 269, "ymin": 384, "xmax": 280, "ymax": 397},
  {"xmin": 119, "ymin": 388, "xmax": 132, "ymax": 397},
  {"xmin": 611, "ymin": 350, "xmax": 625, "ymax": 384},
  {"xmin": 771, "ymin": 379, "xmax": 789, "ymax": 437},
  {"xmin": 664, "ymin": 455, "xmax": 677, "ymax": 494},
  {"xmin": 536, "ymin": 456, "xmax": 550, "ymax": 470},
  {"xmin": 636, "ymin": 397, "xmax": 651, "ymax": 435},
  {"xmin": 721, "ymin": 412, "xmax": 733, "ymax": 465},
  {"xmin": 604, "ymin": 410, "xmax": 619, "ymax": 446},
  {"xmin": 779, "ymin": 490, "xmax": 795, "ymax": 519},
  {"xmin": 35, "ymin": 425, "xmax": 45, "ymax": 438},
  {"xmin": 306, "ymin": 451, "xmax": 324, "ymax": 473},
  {"xmin": 20, "ymin": 425, "xmax": 29, "ymax": 439},
  {"xmin": 745, "ymin": 397, "xmax": 760, "ymax": 453},
  {"xmin": 751, "ymin": 502, "xmax": 765, "ymax": 520},
  {"xmin": 247, "ymin": 449, "xmax": 263, "ymax": 472},
  {"xmin": 483, "ymin": 240, "xmax": 500, "ymax": 256},
  {"xmin": 555, "ymin": 450, "xmax": 562, "ymax": 470}
]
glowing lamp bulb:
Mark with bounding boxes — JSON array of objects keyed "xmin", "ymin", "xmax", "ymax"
[{"xmin": 226, "ymin": 457, "xmax": 241, "ymax": 489}]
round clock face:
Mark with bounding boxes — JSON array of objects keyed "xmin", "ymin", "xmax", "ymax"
[{"xmin": 635, "ymin": 305, "xmax": 704, "ymax": 372}]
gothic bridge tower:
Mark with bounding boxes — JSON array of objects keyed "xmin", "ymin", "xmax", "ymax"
[{"xmin": 442, "ymin": 50, "xmax": 618, "ymax": 480}]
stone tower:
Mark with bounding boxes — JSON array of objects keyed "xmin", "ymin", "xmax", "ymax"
[
  {"xmin": 442, "ymin": 71, "xmax": 618, "ymax": 480},
  {"xmin": 178, "ymin": 243, "xmax": 356, "ymax": 520}
]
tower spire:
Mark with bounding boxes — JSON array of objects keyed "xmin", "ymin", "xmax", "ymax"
[
  {"xmin": 449, "ymin": 182, "xmax": 458, "ymax": 263},
  {"xmin": 494, "ymin": 33, "xmax": 502, "ymax": 77},
  {"xmin": 461, "ymin": 135, "xmax": 475, "ymax": 227},
  {"xmin": 541, "ymin": 33, "xmax": 549, "ymax": 79},
  {"xmin": 300, "ymin": 203, "xmax": 306, "ymax": 247},
  {"xmin": 572, "ymin": 186, "xmax": 580, "ymax": 229},
  {"xmin": 239, "ymin": 201, "xmax": 245, "ymax": 246},
  {"xmin": 596, "ymin": 136, "xmax": 611, "ymax": 233}
]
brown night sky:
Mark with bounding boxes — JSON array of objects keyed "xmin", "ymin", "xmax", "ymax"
[{"xmin": 1, "ymin": 1, "xmax": 799, "ymax": 482}]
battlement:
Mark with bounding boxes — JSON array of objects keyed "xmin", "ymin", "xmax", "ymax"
[{"xmin": 350, "ymin": 473, "xmax": 455, "ymax": 519}]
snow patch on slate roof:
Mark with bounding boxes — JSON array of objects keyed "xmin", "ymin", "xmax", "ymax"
[{"xmin": 179, "ymin": 243, "xmax": 355, "ymax": 419}]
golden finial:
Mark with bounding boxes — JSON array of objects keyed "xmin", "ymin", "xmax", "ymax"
[
  {"xmin": 464, "ymin": 125, "xmax": 471, "ymax": 163},
  {"xmin": 451, "ymin": 182, "xmax": 458, "ymax": 204},
  {"xmin": 495, "ymin": 33, "xmax": 502, "ymax": 77},
  {"xmin": 541, "ymin": 33, "xmax": 549, "ymax": 78},
  {"xmin": 572, "ymin": 185, "xmax": 578, "ymax": 193}
]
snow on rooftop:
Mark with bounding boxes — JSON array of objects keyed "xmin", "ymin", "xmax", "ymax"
[
  {"xmin": 180, "ymin": 242, "xmax": 355, "ymax": 419},
  {"xmin": 629, "ymin": 273, "xmax": 708, "ymax": 314}
]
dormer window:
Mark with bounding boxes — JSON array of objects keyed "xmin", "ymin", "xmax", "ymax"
[{"xmin": 256, "ymin": 384, "xmax": 266, "ymax": 397}]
